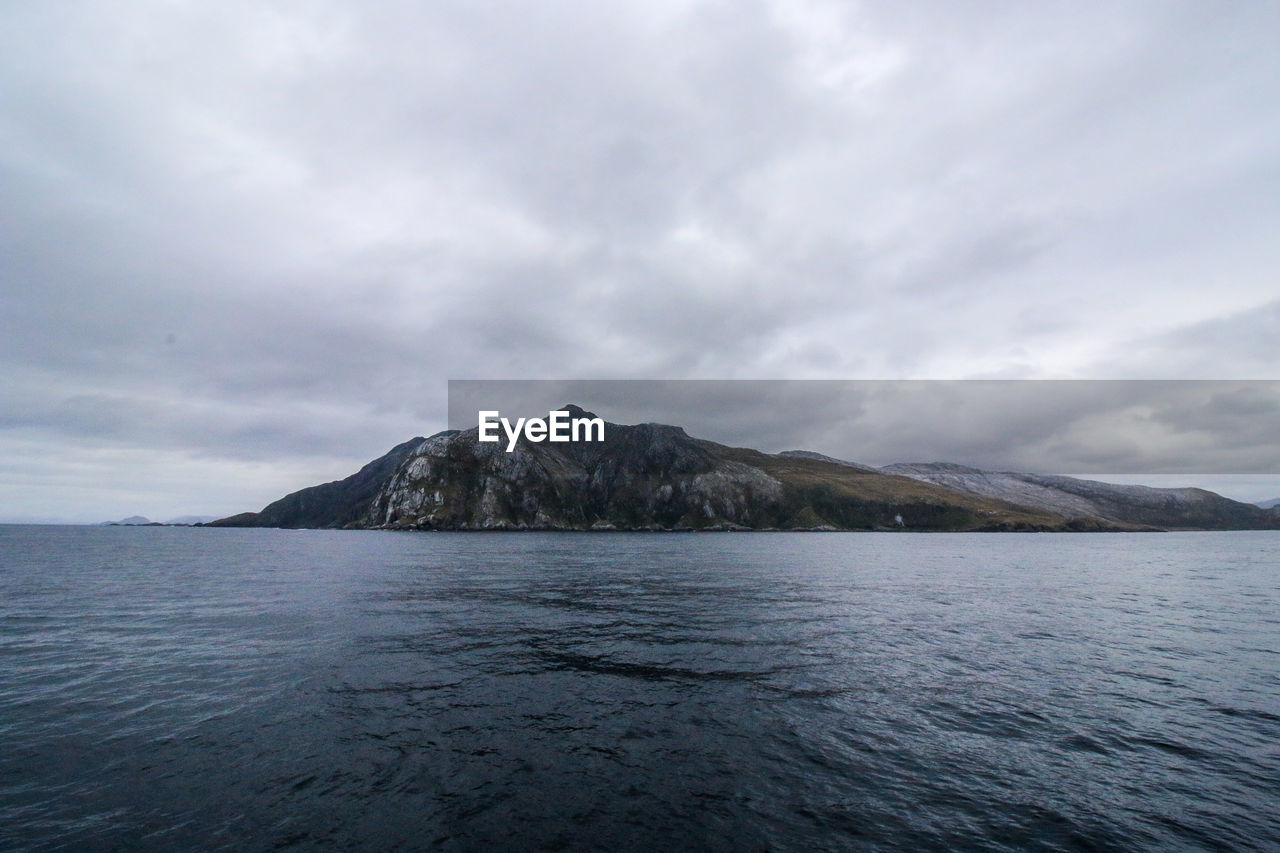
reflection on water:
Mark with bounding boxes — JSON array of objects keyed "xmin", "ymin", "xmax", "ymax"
[{"xmin": 2, "ymin": 527, "xmax": 1278, "ymax": 850}]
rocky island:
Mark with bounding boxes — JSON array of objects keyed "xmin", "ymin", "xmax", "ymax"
[{"xmin": 209, "ymin": 406, "xmax": 1280, "ymax": 532}]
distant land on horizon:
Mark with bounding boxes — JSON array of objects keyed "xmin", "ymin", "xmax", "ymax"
[
  {"xmin": 208, "ymin": 406, "xmax": 1280, "ymax": 533},
  {"xmin": 100, "ymin": 515, "xmax": 218, "ymax": 527}
]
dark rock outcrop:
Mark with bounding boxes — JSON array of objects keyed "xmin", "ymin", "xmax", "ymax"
[{"xmin": 369, "ymin": 415, "xmax": 797, "ymax": 530}]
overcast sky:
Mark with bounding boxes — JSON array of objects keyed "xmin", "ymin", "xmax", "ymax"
[{"xmin": 2, "ymin": 1, "xmax": 1278, "ymax": 522}]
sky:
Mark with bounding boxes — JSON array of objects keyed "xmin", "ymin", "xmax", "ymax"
[{"xmin": 2, "ymin": 1, "xmax": 1278, "ymax": 522}]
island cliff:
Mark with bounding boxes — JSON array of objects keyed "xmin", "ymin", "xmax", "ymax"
[{"xmin": 209, "ymin": 406, "xmax": 1278, "ymax": 532}]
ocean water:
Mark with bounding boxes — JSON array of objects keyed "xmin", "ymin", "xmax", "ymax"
[{"xmin": 1, "ymin": 527, "xmax": 1278, "ymax": 851}]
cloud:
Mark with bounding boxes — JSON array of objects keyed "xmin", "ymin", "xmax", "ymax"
[
  {"xmin": 2, "ymin": 1, "xmax": 1278, "ymax": 518},
  {"xmin": 1094, "ymin": 300, "xmax": 1280, "ymax": 379}
]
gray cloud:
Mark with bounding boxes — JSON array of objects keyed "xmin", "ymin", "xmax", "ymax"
[{"xmin": 2, "ymin": 1, "xmax": 1278, "ymax": 520}]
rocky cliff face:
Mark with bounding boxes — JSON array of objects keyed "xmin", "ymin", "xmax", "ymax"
[
  {"xmin": 882, "ymin": 463, "xmax": 1280, "ymax": 530},
  {"xmin": 369, "ymin": 407, "xmax": 790, "ymax": 530}
]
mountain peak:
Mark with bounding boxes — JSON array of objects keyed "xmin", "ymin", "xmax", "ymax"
[{"xmin": 559, "ymin": 403, "xmax": 600, "ymax": 421}]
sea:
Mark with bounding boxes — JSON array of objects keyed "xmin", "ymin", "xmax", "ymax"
[{"xmin": 1, "ymin": 526, "xmax": 1277, "ymax": 851}]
